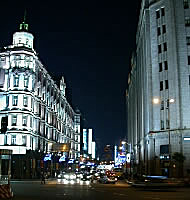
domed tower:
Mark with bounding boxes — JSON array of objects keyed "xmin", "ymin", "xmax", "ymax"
[{"xmin": 12, "ymin": 12, "xmax": 34, "ymax": 49}]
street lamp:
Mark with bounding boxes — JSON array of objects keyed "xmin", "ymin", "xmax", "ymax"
[
  {"xmin": 167, "ymin": 98, "xmax": 175, "ymax": 177},
  {"xmin": 152, "ymin": 97, "xmax": 175, "ymax": 177}
]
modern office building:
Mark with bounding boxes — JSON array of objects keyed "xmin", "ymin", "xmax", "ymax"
[
  {"xmin": 0, "ymin": 19, "xmax": 80, "ymax": 178},
  {"xmin": 127, "ymin": 0, "xmax": 190, "ymax": 177}
]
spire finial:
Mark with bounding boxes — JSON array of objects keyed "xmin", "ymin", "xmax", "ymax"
[{"xmin": 20, "ymin": 9, "xmax": 29, "ymax": 31}]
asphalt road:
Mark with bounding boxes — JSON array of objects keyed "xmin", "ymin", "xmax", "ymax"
[{"xmin": 10, "ymin": 179, "xmax": 190, "ymax": 200}]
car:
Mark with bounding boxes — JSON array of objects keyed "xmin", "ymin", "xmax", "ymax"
[
  {"xmin": 132, "ymin": 175, "xmax": 182, "ymax": 190},
  {"xmin": 99, "ymin": 174, "xmax": 117, "ymax": 184},
  {"xmin": 63, "ymin": 173, "xmax": 77, "ymax": 180}
]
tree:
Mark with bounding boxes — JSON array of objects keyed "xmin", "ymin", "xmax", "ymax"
[{"xmin": 172, "ymin": 152, "xmax": 186, "ymax": 178}]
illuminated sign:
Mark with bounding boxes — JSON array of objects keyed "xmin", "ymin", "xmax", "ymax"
[
  {"xmin": 59, "ymin": 155, "xmax": 66, "ymax": 162},
  {"xmin": 83, "ymin": 129, "xmax": 87, "ymax": 150},
  {"xmin": 68, "ymin": 159, "xmax": 74, "ymax": 164},
  {"xmin": 43, "ymin": 154, "xmax": 51, "ymax": 161}
]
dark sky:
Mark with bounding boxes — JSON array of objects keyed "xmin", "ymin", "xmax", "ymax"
[{"xmin": 0, "ymin": 1, "xmax": 140, "ymax": 149}]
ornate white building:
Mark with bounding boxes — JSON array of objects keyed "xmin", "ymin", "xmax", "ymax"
[{"xmin": 0, "ymin": 19, "xmax": 80, "ymax": 161}]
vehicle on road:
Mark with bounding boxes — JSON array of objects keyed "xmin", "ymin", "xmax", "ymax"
[
  {"xmin": 132, "ymin": 175, "xmax": 183, "ymax": 190},
  {"xmin": 99, "ymin": 174, "xmax": 117, "ymax": 184}
]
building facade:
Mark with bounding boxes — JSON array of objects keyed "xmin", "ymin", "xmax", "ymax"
[
  {"xmin": 127, "ymin": 0, "xmax": 190, "ymax": 177},
  {"xmin": 0, "ymin": 20, "xmax": 80, "ymax": 178}
]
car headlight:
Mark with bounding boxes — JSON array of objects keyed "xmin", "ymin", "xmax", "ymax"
[
  {"xmin": 64, "ymin": 174, "xmax": 69, "ymax": 179},
  {"xmin": 70, "ymin": 175, "xmax": 76, "ymax": 179}
]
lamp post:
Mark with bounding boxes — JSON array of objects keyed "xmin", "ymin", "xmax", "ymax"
[
  {"xmin": 168, "ymin": 98, "xmax": 175, "ymax": 177},
  {"xmin": 152, "ymin": 97, "xmax": 175, "ymax": 177}
]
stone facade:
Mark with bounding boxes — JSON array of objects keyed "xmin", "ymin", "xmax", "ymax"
[{"xmin": 127, "ymin": 0, "xmax": 190, "ymax": 177}]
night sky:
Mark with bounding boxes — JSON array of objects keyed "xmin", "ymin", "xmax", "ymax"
[{"xmin": 0, "ymin": 1, "xmax": 140, "ymax": 151}]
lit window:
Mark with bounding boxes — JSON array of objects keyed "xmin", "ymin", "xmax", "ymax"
[
  {"xmin": 24, "ymin": 76, "xmax": 29, "ymax": 88},
  {"xmin": 12, "ymin": 115, "xmax": 17, "ymax": 126},
  {"xmin": 11, "ymin": 135, "xmax": 16, "ymax": 145},
  {"xmin": 14, "ymin": 76, "xmax": 19, "ymax": 87},
  {"xmin": 13, "ymin": 96, "xmax": 18, "ymax": 106},
  {"xmin": 23, "ymin": 116, "xmax": 27, "ymax": 126},
  {"xmin": 23, "ymin": 96, "xmax": 28, "ymax": 107}
]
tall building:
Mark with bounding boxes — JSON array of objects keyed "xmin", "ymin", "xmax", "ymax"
[
  {"xmin": 0, "ymin": 19, "xmax": 80, "ymax": 178},
  {"xmin": 127, "ymin": 0, "xmax": 190, "ymax": 177}
]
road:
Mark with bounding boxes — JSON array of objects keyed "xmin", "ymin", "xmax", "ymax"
[{"xmin": 10, "ymin": 179, "xmax": 190, "ymax": 200}]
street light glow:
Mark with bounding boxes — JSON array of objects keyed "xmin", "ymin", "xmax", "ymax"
[
  {"xmin": 153, "ymin": 98, "xmax": 159, "ymax": 104},
  {"xmin": 169, "ymin": 98, "xmax": 175, "ymax": 103}
]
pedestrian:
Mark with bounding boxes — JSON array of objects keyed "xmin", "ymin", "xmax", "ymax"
[{"xmin": 41, "ymin": 173, "xmax": 45, "ymax": 184}]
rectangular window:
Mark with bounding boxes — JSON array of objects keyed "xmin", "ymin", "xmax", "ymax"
[
  {"xmin": 158, "ymin": 44, "xmax": 162, "ymax": 54},
  {"xmin": 14, "ymin": 76, "xmax": 19, "ymax": 87},
  {"xmin": 166, "ymin": 119, "xmax": 170, "ymax": 129},
  {"xmin": 162, "ymin": 25, "xmax": 166, "ymax": 34},
  {"xmin": 187, "ymin": 36, "xmax": 190, "ymax": 45},
  {"xmin": 157, "ymin": 27, "xmax": 161, "ymax": 36},
  {"xmin": 23, "ymin": 116, "xmax": 27, "ymax": 126},
  {"xmin": 4, "ymin": 135, "xmax": 7, "ymax": 145},
  {"xmin": 159, "ymin": 63, "xmax": 162, "ymax": 72},
  {"xmin": 24, "ymin": 76, "xmax": 29, "ymax": 88},
  {"xmin": 22, "ymin": 136, "xmax": 26, "ymax": 145},
  {"xmin": 23, "ymin": 96, "xmax": 28, "ymax": 107},
  {"xmin": 188, "ymin": 56, "xmax": 190, "ymax": 65},
  {"xmin": 13, "ymin": 96, "xmax": 18, "ymax": 106},
  {"xmin": 11, "ymin": 135, "xmax": 16, "ymax": 145},
  {"xmin": 163, "ymin": 42, "xmax": 167, "ymax": 51},
  {"xmin": 12, "ymin": 115, "xmax": 17, "ymax": 126},
  {"xmin": 156, "ymin": 10, "xmax": 160, "ymax": 19},
  {"xmin": 161, "ymin": 7, "xmax": 165, "ymax": 16},
  {"xmin": 166, "ymin": 99, "xmax": 169, "ymax": 108},
  {"xmin": 165, "ymin": 80, "xmax": 169, "ymax": 89},
  {"xmin": 160, "ymin": 81, "xmax": 163, "ymax": 91},
  {"xmin": 161, "ymin": 120, "xmax": 164, "ymax": 130},
  {"xmin": 184, "ymin": 0, "xmax": 189, "ymax": 9},
  {"xmin": 164, "ymin": 61, "xmax": 168, "ymax": 70},
  {"xmin": 185, "ymin": 17, "xmax": 190, "ymax": 26},
  {"xmin": 161, "ymin": 100, "xmax": 164, "ymax": 110}
]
